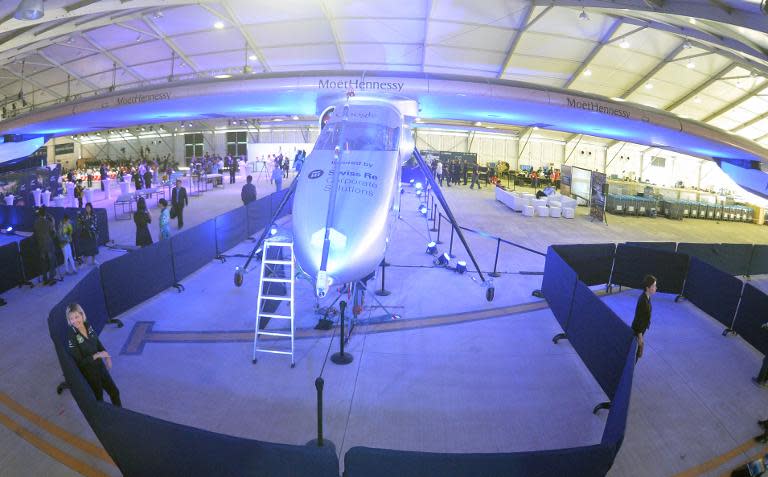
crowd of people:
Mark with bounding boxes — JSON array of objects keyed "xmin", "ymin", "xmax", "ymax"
[{"xmin": 429, "ymin": 159, "xmax": 485, "ymax": 189}]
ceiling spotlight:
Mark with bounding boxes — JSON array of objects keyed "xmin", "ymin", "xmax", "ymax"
[
  {"xmin": 14, "ymin": 0, "xmax": 44, "ymax": 20},
  {"xmin": 214, "ymin": 73, "xmax": 232, "ymax": 79},
  {"xmin": 188, "ymin": 122, "xmax": 193, "ymax": 127},
  {"xmin": 214, "ymin": 21, "xmax": 224, "ymax": 29},
  {"xmin": 578, "ymin": 8, "xmax": 590, "ymax": 21},
  {"xmin": 153, "ymin": 11, "xmax": 164, "ymax": 19},
  {"xmin": 645, "ymin": 83, "xmax": 654, "ymax": 89},
  {"xmin": 683, "ymin": 39, "xmax": 693, "ymax": 49},
  {"xmin": 583, "ymin": 69, "xmax": 592, "ymax": 77},
  {"xmin": 474, "ymin": 121, "xmax": 482, "ymax": 127},
  {"xmin": 619, "ymin": 40, "xmax": 630, "ymax": 49},
  {"xmin": 136, "ymin": 34, "xmax": 142, "ymax": 42},
  {"xmin": 291, "ymin": 115, "xmax": 299, "ymax": 120},
  {"xmin": 66, "ymin": 36, "xmax": 75, "ymax": 44},
  {"xmin": 248, "ymin": 55, "xmax": 257, "ymax": 61},
  {"xmin": 686, "ymin": 61, "xmax": 696, "ymax": 69}
]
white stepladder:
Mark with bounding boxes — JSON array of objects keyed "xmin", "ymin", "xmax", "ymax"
[{"xmin": 252, "ymin": 238, "xmax": 296, "ymax": 368}]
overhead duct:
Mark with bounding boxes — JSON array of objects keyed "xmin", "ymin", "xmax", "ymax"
[{"xmin": 14, "ymin": 0, "xmax": 44, "ymax": 20}]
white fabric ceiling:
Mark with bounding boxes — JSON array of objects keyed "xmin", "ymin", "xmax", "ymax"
[{"xmin": 0, "ymin": 0, "xmax": 767, "ymax": 146}]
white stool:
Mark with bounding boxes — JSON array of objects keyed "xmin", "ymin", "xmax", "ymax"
[
  {"xmin": 4, "ymin": 195, "xmax": 14, "ymax": 205},
  {"xmin": 522, "ymin": 205, "xmax": 535, "ymax": 217},
  {"xmin": 532, "ymin": 198, "xmax": 547, "ymax": 208},
  {"xmin": 513, "ymin": 196, "xmax": 528, "ymax": 212},
  {"xmin": 120, "ymin": 182, "xmax": 130, "ymax": 195},
  {"xmin": 549, "ymin": 207, "xmax": 562, "ymax": 218},
  {"xmin": 32, "ymin": 188, "xmax": 42, "ymax": 207},
  {"xmin": 563, "ymin": 207, "xmax": 575, "ymax": 219},
  {"xmin": 84, "ymin": 189, "xmax": 94, "ymax": 204},
  {"xmin": 536, "ymin": 205, "xmax": 548, "ymax": 217},
  {"xmin": 104, "ymin": 178, "xmax": 112, "ymax": 200},
  {"xmin": 42, "ymin": 190, "xmax": 51, "ymax": 207},
  {"xmin": 66, "ymin": 182, "xmax": 75, "ymax": 207},
  {"xmin": 124, "ymin": 174, "xmax": 132, "ymax": 190},
  {"xmin": 548, "ymin": 200, "xmax": 562, "ymax": 208}
]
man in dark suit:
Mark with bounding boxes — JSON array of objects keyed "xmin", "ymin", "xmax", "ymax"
[
  {"xmin": 241, "ymin": 175, "xmax": 257, "ymax": 205},
  {"xmin": 33, "ymin": 206, "xmax": 58, "ymax": 286},
  {"xmin": 171, "ymin": 179, "xmax": 188, "ymax": 229},
  {"xmin": 99, "ymin": 163, "xmax": 108, "ymax": 191}
]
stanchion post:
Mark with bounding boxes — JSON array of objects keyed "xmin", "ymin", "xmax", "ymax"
[
  {"xmin": 307, "ymin": 377, "xmax": 336, "ymax": 449},
  {"xmin": 429, "ymin": 203, "xmax": 438, "ymax": 232},
  {"xmin": 375, "ymin": 260, "xmax": 391, "ymax": 296},
  {"xmin": 331, "ymin": 301, "xmax": 353, "ymax": 365},
  {"xmin": 448, "ymin": 224, "xmax": 455, "ymax": 257},
  {"xmin": 489, "ymin": 238, "xmax": 502, "ymax": 277},
  {"xmin": 436, "ymin": 213, "xmax": 443, "ymax": 244}
]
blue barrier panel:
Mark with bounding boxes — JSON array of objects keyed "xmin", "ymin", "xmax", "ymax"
[
  {"xmin": 541, "ymin": 247, "xmax": 578, "ymax": 331},
  {"xmin": 551, "ymin": 243, "xmax": 616, "ymax": 286},
  {"xmin": 0, "ymin": 242, "xmax": 22, "ymax": 293},
  {"xmin": 170, "ymin": 220, "xmax": 217, "ymax": 282},
  {"xmin": 0, "ymin": 205, "xmax": 35, "ymax": 230},
  {"xmin": 89, "ymin": 402, "xmax": 340, "ymax": 477},
  {"xmin": 683, "ymin": 257, "xmax": 743, "ymax": 329},
  {"xmin": 101, "ymin": 239, "xmax": 175, "ymax": 318},
  {"xmin": 625, "ymin": 242, "xmax": 677, "ymax": 252},
  {"xmin": 74, "ymin": 268, "xmax": 110, "ymax": 334},
  {"xmin": 733, "ymin": 284, "xmax": 768, "ymax": 355},
  {"xmin": 246, "ymin": 198, "xmax": 271, "ymax": 236},
  {"xmin": 567, "ymin": 281, "xmax": 634, "ymax": 400},
  {"xmin": 343, "ymin": 444, "xmax": 616, "ymax": 477},
  {"xmin": 748, "ymin": 245, "xmax": 768, "ymax": 276},
  {"xmin": 215, "ymin": 206, "xmax": 247, "ymax": 255},
  {"xmin": 1, "ymin": 206, "xmax": 110, "ymax": 245},
  {"xmin": 677, "ymin": 243, "xmax": 752, "ymax": 276},
  {"xmin": 601, "ymin": 339, "xmax": 637, "ymax": 455},
  {"xmin": 612, "ymin": 244, "xmax": 688, "ymax": 294},
  {"xmin": 19, "ymin": 236, "xmax": 41, "ymax": 280}
]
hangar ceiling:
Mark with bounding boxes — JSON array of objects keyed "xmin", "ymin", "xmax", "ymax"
[{"xmin": 0, "ymin": 0, "xmax": 767, "ymax": 146}]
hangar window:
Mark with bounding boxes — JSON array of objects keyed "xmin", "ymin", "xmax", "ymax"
[
  {"xmin": 184, "ymin": 133, "xmax": 204, "ymax": 160},
  {"xmin": 226, "ymin": 132, "xmax": 248, "ymax": 156}
]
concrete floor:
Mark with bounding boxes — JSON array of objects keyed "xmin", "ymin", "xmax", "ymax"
[{"xmin": 1, "ymin": 177, "xmax": 767, "ymax": 477}]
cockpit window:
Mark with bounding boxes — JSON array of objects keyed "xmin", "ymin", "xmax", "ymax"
[{"xmin": 315, "ymin": 122, "xmax": 400, "ymax": 151}]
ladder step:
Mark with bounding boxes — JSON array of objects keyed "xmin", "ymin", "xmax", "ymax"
[
  {"xmin": 257, "ymin": 331, "xmax": 292, "ymax": 337},
  {"xmin": 260, "ymin": 295, "xmax": 291, "ymax": 301},
  {"xmin": 255, "ymin": 349, "xmax": 293, "ymax": 355},
  {"xmin": 264, "ymin": 260, "xmax": 292, "ymax": 265},
  {"xmin": 259, "ymin": 313, "xmax": 293, "ymax": 319},
  {"xmin": 262, "ymin": 277, "xmax": 292, "ymax": 283}
]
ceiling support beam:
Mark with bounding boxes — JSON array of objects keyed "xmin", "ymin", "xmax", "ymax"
[
  {"xmin": 201, "ymin": 1, "xmax": 270, "ymax": 73},
  {"xmin": 141, "ymin": 15, "xmax": 199, "ymax": 73},
  {"xmin": 663, "ymin": 61, "xmax": 735, "ymax": 111},
  {"xmin": 421, "ymin": 0, "xmax": 433, "ymax": 73},
  {"xmin": 80, "ymin": 32, "xmax": 145, "ymax": 82},
  {"xmin": 730, "ymin": 110, "xmax": 768, "ymax": 134},
  {"xmin": 37, "ymin": 50, "xmax": 101, "ymax": 91},
  {"xmin": 563, "ymin": 17, "xmax": 623, "ymax": 89},
  {"xmin": 701, "ymin": 83, "xmax": 768, "ymax": 123},
  {"xmin": 497, "ymin": 3, "xmax": 542, "ymax": 79},
  {"xmin": 319, "ymin": 0, "xmax": 345, "ymax": 69},
  {"xmin": 620, "ymin": 42, "xmax": 686, "ymax": 99}
]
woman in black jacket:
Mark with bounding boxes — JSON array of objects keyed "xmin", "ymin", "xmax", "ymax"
[
  {"xmin": 66, "ymin": 303, "xmax": 121, "ymax": 406},
  {"xmin": 134, "ymin": 197, "xmax": 152, "ymax": 247}
]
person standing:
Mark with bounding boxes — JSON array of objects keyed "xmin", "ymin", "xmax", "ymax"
[
  {"xmin": 631, "ymin": 275, "xmax": 657, "ymax": 361},
  {"xmin": 436, "ymin": 160, "xmax": 443, "ymax": 187},
  {"xmin": 469, "ymin": 164, "xmax": 481, "ymax": 189},
  {"xmin": 65, "ymin": 303, "xmax": 121, "ymax": 406},
  {"xmin": 170, "ymin": 179, "xmax": 188, "ymax": 229},
  {"xmin": 271, "ymin": 165, "xmax": 283, "ymax": 192},
  {"xmin": 74, "ymin": 180, "xmax": 84, "ymax": 208},
  {"xmin": 99, "ymin": 163, "xmax": 108, "ymax": 191},
  {"xmin": 241, "ymin": 175, "xmax": 257, "ymax": 205},
  {"xmin": 229, "ymin": 155, "xmax": 238, "ymax": 184},
  {"xmin": 143, "ymin": 167, "xmax": 152, "ymax": 190},
  {"xmin": 133, "ymin": 197, "xmax": 152, "ymax": 247},
  {"xmin": 33, "ymin": 206, "xmax": 57, "ymax": 286},
  {"xmin": 77, "ymin": 203, "xmax": 99, "ymax": 265},
  {"xmin": 86, "ymin": 169, "xmax": 93, "ymax": 188},
  {"xmin": 158, "ymin": 198, "xmax": 170, "ymax": 240},
  {"xmin": 461, "ymin": 161, "xmax": 468, "ymax": 186},
  {"xmin": 58, "ymin": 214, "xmax": 77, "ymax": 275}
]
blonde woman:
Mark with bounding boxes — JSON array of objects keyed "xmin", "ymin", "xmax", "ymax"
[{"xmin": 65, "ymin": 303, "xmax": 121, "ymax": 406}]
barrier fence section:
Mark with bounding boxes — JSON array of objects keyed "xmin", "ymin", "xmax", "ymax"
[
  {"xmin": 611, "ymin": 244, "xmax": 688, "ymax": 294},
  {"xmin": 170, "ymin": 220, "xmax": 217, "ymax": 283},
  {"xmin": 683, "ymin": 257, "xmax": 744, "ymax": 331},
  {"xmin": 733, "ymin": 284, "xmax": 768, "ymax": 356},
  {"xmin": 749, "ymin": 245, "xmax": 768, "ymax": 276},
  {"xmin": 541, "ymin": 247, "xmax": 578, "ymax": 331},
  {"xmin": 0, "ymin": 241, "xmax": 22, "ymax": 293},
  {"xmin": 624, "ymin": 242, "xmax": 677, "ymax": 253},
  {"xmin": 551, "ymin": 243, "xmax": 615, "ymax": 286},
  {"xmin": 677, "ymin": 243, "xmax": 752, "ymax": 277}
]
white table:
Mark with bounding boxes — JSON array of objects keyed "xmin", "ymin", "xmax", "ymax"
[
  {"xmin": 4, "ymin": 195, "xmax": 14, "ymax": 205},
  {"xmin": 42, "ymin": 190, "xmax": 51, "ymax": 207},
  {"xmin": 119, "ymin": 182, "xmax": 130, "ymax": 195},
  {"xmin": 123, "ymin": 174, "xmax": 132, "ymax": 191},
  {"xmin": 84, "ymin": 189, "xmax": 94, "ymax": 204},
  {"xmin": 66, "ymin": 182, "xmax": 76, "ymax": 207},
  {"xmin": 32, "ymin": 188, "xmax": 42, "ymax": 207},
  {"xmin": 104, "ymin": 179, "xmax": 112, "ymax": 200},
  {"xmin": 52, "ymin": 196, "xmax": 66, "ymax": 208}
]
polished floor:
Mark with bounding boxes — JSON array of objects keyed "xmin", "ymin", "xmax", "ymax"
[{"xmin": 1, "ymin": 175, "xmax": 767, "ymax": 477}]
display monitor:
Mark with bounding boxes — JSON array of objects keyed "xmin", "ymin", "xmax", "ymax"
[{"xmin": 571, "ymin": 166, "xmax": 592, "ymax": 201}]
